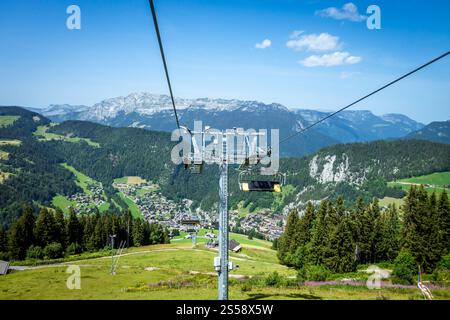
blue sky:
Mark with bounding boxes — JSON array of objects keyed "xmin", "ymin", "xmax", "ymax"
[{"xmin": 0, "ymin": 0, "xmax": 449, "ymax": 123}]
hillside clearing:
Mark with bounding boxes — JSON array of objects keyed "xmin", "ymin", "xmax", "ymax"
[
  {"xmin": 34, "ymin": 124, "xmax": 100, "ymax": 148},
  {"xmin": 0, "ymin": 171, "xmax": 12, "ymax": 184},
  {"xmin": 62, "ymin": 163, "xmax": 95, "ymax": 194},
  {"xmin": 0, "ymin": 139, "xmax": 22, "ymax": 146},
  {"xmin": 0, "ymin": 115, "xmax": 20, "ymax": 128},
  {"xmin": 388, "ymin": 171, "xmax": 450, "ymax": 197},
  {"xmin": 0, "ymin": 150, "xmax": 9, "ymax": 160},
  {"xmin": 117, "ymin": 192, "xmax": 142, "ymax": 218}
]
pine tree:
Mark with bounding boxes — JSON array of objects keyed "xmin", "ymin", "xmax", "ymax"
[
  {"xmin": 82, "ymin": 215, "xmax": 96, "ymax": 251},
  {"xmin": 132, "ymin": 218, "xmax": 144, "ymax": 247},
  {"xmin": 66, "ymin": 209, "xmax": 82, "ymax": 246},
  {"xmin": 352, "ymin": 197, "xmax": 367, "ymax": 264},
  {"xmin": 8, "ymin": 206, "xmax": 36, "ymax": 260},
  {"xmin": 297, "ymin": 202, "xmax": 315, "ymax": 246},
  {"xmin": 93, "ymin": 214, "xmax": 105, "ymax": 249},
  {"xmin": 326, "ymin": 215, "xmax": 356, "ymax": 273},
  {"xmin": 376, "ymin": 205, "xmax": 401, "ymax": 262},
  {"xmin": 309, "ymin": 200, "xmax": 330, "ymax": 266},
  {"xmin": 355, "ymin": 201, "xmax": 374, "ymax": 264},
  {"xmin": 277, "ymin": 209, "xmax": 300, "ymax": 265},
  {"xmin": 54, "ymin": 208, "xmax": 67, "ymax": 248},
  {"xmin": 34, "ymin": 208, "xmax": 57, "ymax": 247},
  {"xmin": 369, "ymin": 198, "xmax": 382, "ymax": 263},
  {"xmin": 403, "ymin": 186, "xmax": 437, "ymax": 271},
  {"xmin": 437, "ymin": 190, "xmax": 450, "ymax": 254}
]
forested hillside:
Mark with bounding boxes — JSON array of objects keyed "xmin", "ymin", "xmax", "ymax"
[
  {"xmin": 1, "ymin": 106, "xmax": 450, "ymax": 228},
  {"xmin": 277, "ymin": 186, "xmax": 450, "ymax": 283}
]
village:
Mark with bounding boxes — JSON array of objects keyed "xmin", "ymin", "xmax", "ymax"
[
  {"xmin": 59, "ymin": 177, "xmax": 283, "ymax": 241},
  {"xmin": 68, "ymin": 181, "xmax": 107, "ymax": 215},
  {"xmin": 229, "ymin": 209, "xmax": 285, "ymax": 241}
]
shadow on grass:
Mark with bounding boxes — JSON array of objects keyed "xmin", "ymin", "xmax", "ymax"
[{"xmin": 246, "ymin": 292, "xmax": 322, "ymax": 300}]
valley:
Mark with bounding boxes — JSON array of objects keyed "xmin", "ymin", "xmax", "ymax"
[{"xmin": 0, "ymin": 106, "xmax": 449, "ymax": 301}]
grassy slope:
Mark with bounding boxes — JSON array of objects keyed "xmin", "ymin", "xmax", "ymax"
[
  {"xmin": 1, "ymin": 243, "xmax": 448, "ymax": 300},
  {"xmin": 382, "ymin": 171, "xmax": 450, "ymax": 208},
  {"xmin": 62, "ymin": 163, "xmax": 95, "ymax": 194},
  {"xmin": 0, "ymin": 139, "xmax": 22, "ymax": 146},
  {"xmin": 172, "ymin": 229, "xmax": 272, "ymax": 250},
  {"xmin": 117, "ymin": 192, "xmax": 142, "ymax": 218},
  {"xmin": 399, "ymin": 171, "xmax": 450, "ymax": 187},
  {"xmin": 52, "ymin": 195, "xmax": 75, "ymax": 215},
  {"xmin": 0, "ymin": 115, "xmax": 20, "ymax": 127},
  {"xmin": 34, "ymin": 124, "xmax": 100, "ymax": 148},
  {"xmin": 52, "ymin": 164, "xmax": 109, "ymax": 214}
]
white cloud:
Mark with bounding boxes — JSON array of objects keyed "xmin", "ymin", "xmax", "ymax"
[
  {"xmin": 255, "ymin": 39, "xmax": 272, "ymax": 49},
  {"xmin": 316, "ymin": 2, "xmax": 367, "ymax": 22},
  {"xmin": 286, "ymin": 32, "xmax": 340, "ymax": 52},
  {"xmin": 300, "ymin": 51, "xmax": 362, "ymax": 67}
]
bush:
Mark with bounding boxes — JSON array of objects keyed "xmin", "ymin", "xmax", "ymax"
[
  {"xmin": 43, "ymin": 242, "xmax": 64, "ymax": 260},
  {"xmin": 432, "ymin": 252, "xmax": 450, "ymax": 283},
  {"xmin": 66, "ymin": 242, "xmax": 82, "ymax": 256},
  {"xmin": 264, "ymin": 272, "xmax": 285, "ymax": 287},
  {"xmin": 392, "ymin": 250, "xmax": 416, "ymax": 285},
  {"xmin": 437, "ymin": 252, "xmax": 450, "ymax": 269},
  {"xmin": 241, "ymin": 282, "xmax": 253, "ymax": 292},
  {"xmin": 298, "ymin": 265, "xmax": 332, "ymax": 282},
  {"xmin": 26, "ymin": 245, "xmax": 44, "ymax": 260},
  {"xmin": 306, "ymin": 265, "xmax": 331, "ymax": 281}
]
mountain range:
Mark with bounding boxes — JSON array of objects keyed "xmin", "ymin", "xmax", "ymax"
[
  {"xmin": 27, "ymin": 92, "xmax": 428, "ymax": 156},
  {"xmin": 406, "ymin": 120, "xmax": 450, "ymax": 145}
]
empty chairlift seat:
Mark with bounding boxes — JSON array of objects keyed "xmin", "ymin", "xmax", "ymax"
[{"xmin": 238, "ymin": 171, "xmax": 285, "ymax": 193}]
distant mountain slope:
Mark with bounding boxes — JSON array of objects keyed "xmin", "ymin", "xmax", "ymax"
[
  {"xmin": 0, "ymin": 107, "xmax": 79, "ymax": 226},
  {"xmin": 406, "ymin": 120, "xmax": 450, "ymax": 144},
  {"xmin": 29, "ymin": 92, "xmax": 424, "ymax": 156}
]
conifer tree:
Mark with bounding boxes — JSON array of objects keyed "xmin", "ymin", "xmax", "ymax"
[
  {"xmin": 54, "ymin": 208, "xmax": 67, "ymax": 248},
  {"xmin": 309, "ymin": 200, "xmax": 330, "ymax": 266},
  {"xmin": 376, "ymin": 204, "xmax": 401, "ymax": 262},
  {"xmin": 403, "ymin": 186, "xmax": 437, "ymax": 271},
  {"xmin": 326, "ymin": 215, "xmax": 356, "ymax": 273},
  {"xmin": 297, "ymin": 202, "xmax": 315, "ymax": 246},
  {"xmin": 8, "ymin": 206, "xmax": 36, "ymax": 260},
  {"xmin": 356, "ymin": 203, "xmax": 374, "ymax": 264},
  {"xmin": 277, "ymin": 209, "xmax": 299, "ymax": 265},
  {"xmin": 34, "ymin": 208, "xmax": 57, "ymax": 247},
  {"xmin": 437, "ymin": 190, "xmax": 450, "ymax": 252},
  {"xmin": 66, "ymin": 209, "xmax": 82, "ymax": 246},
  {"xmin": 132, "ymin": 218, "xmax": 145, "ymax": 247}
]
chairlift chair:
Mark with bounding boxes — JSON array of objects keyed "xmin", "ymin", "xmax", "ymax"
[{"xmin": 238, "ymin": 169, "xmax": 285, "ymax": 193}]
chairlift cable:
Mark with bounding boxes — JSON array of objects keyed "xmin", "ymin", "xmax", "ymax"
[
  {"xmin": 278, "ymin": 51, "xmax": 450, "ymax": 146},
  {"xmin": 149, "ymin": 0, "xmax": 180, "ymax": 129}
]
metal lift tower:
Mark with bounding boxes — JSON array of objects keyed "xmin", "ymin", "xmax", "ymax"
[
  {"xmin": 182, "ymin": 126, "xmax": 267, "ymax": 300},
  {"xmin": 217, "ymin": 138, "xmax": 229, "ymax": 300}
]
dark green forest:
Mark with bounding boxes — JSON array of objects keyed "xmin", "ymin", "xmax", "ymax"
[
  {"xmin": 276, "ymin": 187, "xmax": 450, "ymax": 283},
  {"xmin": 0, "ymin": 206, "xmax": 169, "ymax": 261}
]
